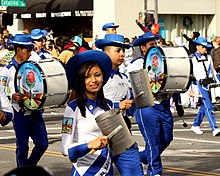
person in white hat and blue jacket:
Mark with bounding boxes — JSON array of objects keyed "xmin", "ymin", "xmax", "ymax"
[
  {"xmin": 0, "ymin": 34, "xmax": 48, "ymax": 167},
  {"xmin": 29, "ymin": 29, "xmax": 52, "ymax": 61},
  {"xmin": 95, "ymin": 34, "xmax": 144, "ymax": 176},
  {"xmin": 190, "ymin": 37, "xmax": 220, "ymax": 136}
]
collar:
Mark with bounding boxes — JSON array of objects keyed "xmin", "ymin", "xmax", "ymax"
[
  {"xmin": 110, "ymin": 69, "xmax": 122, "ymax": 79},
  {"xmin": 11, "ymin": 57, "xmax": 19, "ymax": 68},
  {"xmin": 194, "ymin": 52, "xmax": 208, "ymax": 62},
  {"xmin": 86, "ymin": 98, "xmax": 101, "ymax": 114}
]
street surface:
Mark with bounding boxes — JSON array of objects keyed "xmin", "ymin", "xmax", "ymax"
[{"xmin": 1, "ymin": 107, "xmax": 220, "ymax": 176}]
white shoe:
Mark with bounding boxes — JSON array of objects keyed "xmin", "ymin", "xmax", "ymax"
[
  {"xmin": 191, "ymin": 126, "xmax": 203, "ymax": 134},
  {"xmin": 213, "ymin": 128, "xmax": 220, "ymax": 136}
]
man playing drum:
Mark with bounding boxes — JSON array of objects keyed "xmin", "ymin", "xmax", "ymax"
[
  {"xmin": 127, "ymin": 31, "xmax": 184, "ymax": 176},
  {"xmin": 95, "ymin": 34, "xmax": 144, "ymax": 176},
  {"xmin": 190, "ymin": 37, "xmax": 220, "ymax": 136},
  {"xmin": 0, "ymin": 34, "xmax": 48, "ymax": 167}
]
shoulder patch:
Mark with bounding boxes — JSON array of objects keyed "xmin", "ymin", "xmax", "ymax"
[
  {"xmin": 61, "ymin": 117, "xmax": 73, "ymax": 134},
  {"xmin": 0, "ymin": 76, "xmax": 8, "ymax": 86}
]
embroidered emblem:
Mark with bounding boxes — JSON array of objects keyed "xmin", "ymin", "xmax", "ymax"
[
  {"xmin": 0, "ymin": 76, "xmax": 8, "ymax": 86},
  {"xmin": 61, "ymin": 117, "xmax": 73, "ymax": 134}
]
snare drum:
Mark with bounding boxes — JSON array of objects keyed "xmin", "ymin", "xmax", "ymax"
[
  {"xmin": 15, "ymin": 58, "xmax": 68, "ymax": 110},
  {"xmin": 209, "ymin": 83, "xmax": 220, "ymax": 104},
  {"xmin": 144, "ymin": 46, "xmax": 192, "ymax": 93}
]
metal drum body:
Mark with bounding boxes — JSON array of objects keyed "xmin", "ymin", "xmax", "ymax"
[
  {"xmin": 15, "ymin": 58, "xmax": 68, "ymax": 110},
  {"xmin": 129, "ymin": 69, "xmax": 154, "ymax": 108},
  {"xmin": 95, "ymin": 109, "xmax": 135, "ymax": 155},
  {"xmin": 209, "ymin": 83, "xmax": 220, "ymax": 104},
  {"xmin": 144, "ymin": 46, "xmax": 192, "ymax": 93}
]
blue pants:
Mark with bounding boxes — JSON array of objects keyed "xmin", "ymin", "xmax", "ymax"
[
  {"xmin": 193, "ymin": 84, "xmax": 218, "ymax": 131},
  {"xmin": 111, "ymin": 143, "xmax": 144, "ymax": 176},
  {"xmin": 136, "ymin": 103, "xmax": 173, "ymax": 176},
  {"xmin": 13, "ymin": 109, "xmax": 48, "ymax": 167}
]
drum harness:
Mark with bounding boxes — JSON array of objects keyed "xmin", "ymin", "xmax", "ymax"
[{"xmin": 194, "ymin": 54, "xmax": 215, "ymax": 87}]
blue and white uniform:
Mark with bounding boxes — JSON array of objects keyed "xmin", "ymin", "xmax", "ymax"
[
  {"xmin": 61, "ymin": 98, "xmax": 113, "ymax": 176},
  {"xmin": 191, "ymin": 52, "xmax": 219, "ymax": 131},
  {"xmin": 29, "ymin": 49, "xmax": 52, "ymax": 62},
  {"xmin": 103, "ymin": 69, "xmax": 143, "ymax": 176},
  {"xmin": 0, "ymin": 83, "xmax": 13, "ymax": 126},
  {"xmin": 127, "ymin": 57, "xmax": 173, "ymax": 176},
  {"xmin": 103, "ymin": 69, "xmax": 134, "ymax": 128},
  {"xmin": 0, "ymin": 57, "xmax": 48, "ymax": 167}
]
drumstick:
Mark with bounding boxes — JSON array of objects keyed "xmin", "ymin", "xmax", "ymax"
[
  {"xmin": 135, "ymin": 91, "xmax": 144, "ymax": 99},
  {"xmin": 17, "ymin": 75, "xmax": 21, "ymax": 90},
  {"xmin": 90, "ymin": 125, "xmax": 123, "ymax": 154},
  {"xmin": 189, "ymin": 93, "xmax": 202, "ymax": 97}
]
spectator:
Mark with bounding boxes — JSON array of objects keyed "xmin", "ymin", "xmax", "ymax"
[{"xmin": 182, "ymin": 31, "xmax": 200, "ymax": 54}]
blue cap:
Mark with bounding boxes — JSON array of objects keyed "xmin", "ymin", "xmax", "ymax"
[
  {"xmin": 31, "ymin": 29, "xmax": 47, "ymax": 40},
  {"xmin": 193, "ymin": 37, "xmax": 212, "ymax": 48},
  {"xmin": 133, "ymin": 32, "xmax": 160, "ymax": 46},
  {"xmin": 7, "ymin": 34, "xmax": 35, "ymax": 47},
  {"xmin": 102, "ymin": 22, "xmax": 119, "ymax": 31},
  {"xmin": 95, "ymin": 34, "xmax": 132, "ymax": 49},
  {"xmin": 66, "ymin": 50, "xmax": 112, "ymax": 90}
]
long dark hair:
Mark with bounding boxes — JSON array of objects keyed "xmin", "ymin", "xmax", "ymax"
[{"xmin": 75, "ymin": 61, "xmax": 110, "ymax": 117}]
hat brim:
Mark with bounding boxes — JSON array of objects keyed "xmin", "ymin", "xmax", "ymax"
[
  {"xmin": 7, "ymin": 39, "xmax": 35, "ymax": 47},
  {"xmin": 133, "ymin": 35, "xmax": 159, "ymax": 46},
  {"xmin": 102, "ymin": 25, "xmax": 119, "ymax": 31},
  {"xmin": 95, "ymin": 39, "xmax": 132, "ymax": 49},
  {"xmin": 66, "ymin": 50, "xmax": 112, "ymax": 90},
  {"xmin": 193, "ymin": 40, "xmax": 212, "ymax": 48},
  {"xmin": 31, "ymin": 34, "xmax": 45, "ymax": 40}
]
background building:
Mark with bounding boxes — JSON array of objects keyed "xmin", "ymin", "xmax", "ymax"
[{"xmin": 4, "ymin": 0, "xmax": 220, "ymax": 43}]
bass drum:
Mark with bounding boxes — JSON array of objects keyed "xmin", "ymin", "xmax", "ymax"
[
  {"xmin": 15, "ymin": 58, "xmax": 68, "ymax": 110},
  {"xmin": 144, "ymin": 46, "xmax": 193, "ymax": 94}
]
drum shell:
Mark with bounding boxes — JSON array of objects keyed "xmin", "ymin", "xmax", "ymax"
[
  {"xmin": 145, "ymin": 46, "xmax": 192, "ymax": 93},
  {"xmin": 209, "ymin": 83, "xmax": 220, "ymax": 104},
  {"xmin": 129, "ymin": 69, "xmax": 154, "ymax": 108},
  {"xmin": 162, "ymin": 57, "xmax": 192, "ymax": 93},
  {"xmin": 15, "ymin": 58, "xmax": 68, "ymax": 110},
  {"xmin": 95, "ymin": 109, "xmax": 135, "ymax": 155},
  {"xmin": 37, "ymin": 59, "xmax": 68, "ymax": 106}
]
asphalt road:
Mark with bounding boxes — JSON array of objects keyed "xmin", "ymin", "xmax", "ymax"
[{"xmin": 1, "ymin": 107, "xmax": 220, "ymax": 176}]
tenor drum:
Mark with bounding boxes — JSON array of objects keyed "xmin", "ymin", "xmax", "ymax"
[
  {"xmin": 15, "ymin": 58, "xmax": 68, "ymax": 110},
  {"xmin": 144, "ymin": 46, "xmax": 192, "ymax": 93},
  {"xmin": 209, "ymin": 83, "xmax": 220, "ymax": 104},
  {"xmin": 95, "ymin": 109, "xmax": 135, "ymax": 155}
]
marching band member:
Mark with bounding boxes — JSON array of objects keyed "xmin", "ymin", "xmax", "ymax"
[
  {"xmin": 102, "ymin": 22, "xmax": 119, "ymax": 34},
  {"xmin": 190, "ymin": 37, "xmax": 220, "ymax": 136},
  {"xmin": 0, "ymin": 34, "xmax": 48, "ymax": 167},
  {"xmin": 95, "ymin": 34, "xmax": 144, "ymax": 176},
  {"xmin": 29, "ymin": 29, "xmax": 52, "ymax": 61},
  {"xmin": 0, "ymin": 83, "xmax": 13, "ymax": 126},
  {"xmin": 61, "ymin": 50, "xmax": 113, "ymax": 175},
  {"xmin": 127, "ymin": 31, "xmax": 183, "ymax": 176}
]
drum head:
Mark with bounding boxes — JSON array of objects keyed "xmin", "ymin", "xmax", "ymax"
[
  {"xmin": 144, "ymin": 46, "xmax": 165, "ymax": 93},
  {"xmin": 15, "ymin": 61, "xmax": 46, "ymax": 110}
]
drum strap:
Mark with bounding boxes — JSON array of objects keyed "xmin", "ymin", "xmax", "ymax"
[
  {"xmin": 12, "ymin": 63, "xmax": 27, "ymax": 113},
  {"xmin": 194, "ymin": 54, "xmax": 209, "ymax": 78}
]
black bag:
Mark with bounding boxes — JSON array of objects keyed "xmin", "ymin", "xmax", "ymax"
[{"xmin": 200, "ymin": 77, "xmax": 215, "ymax": 86}]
